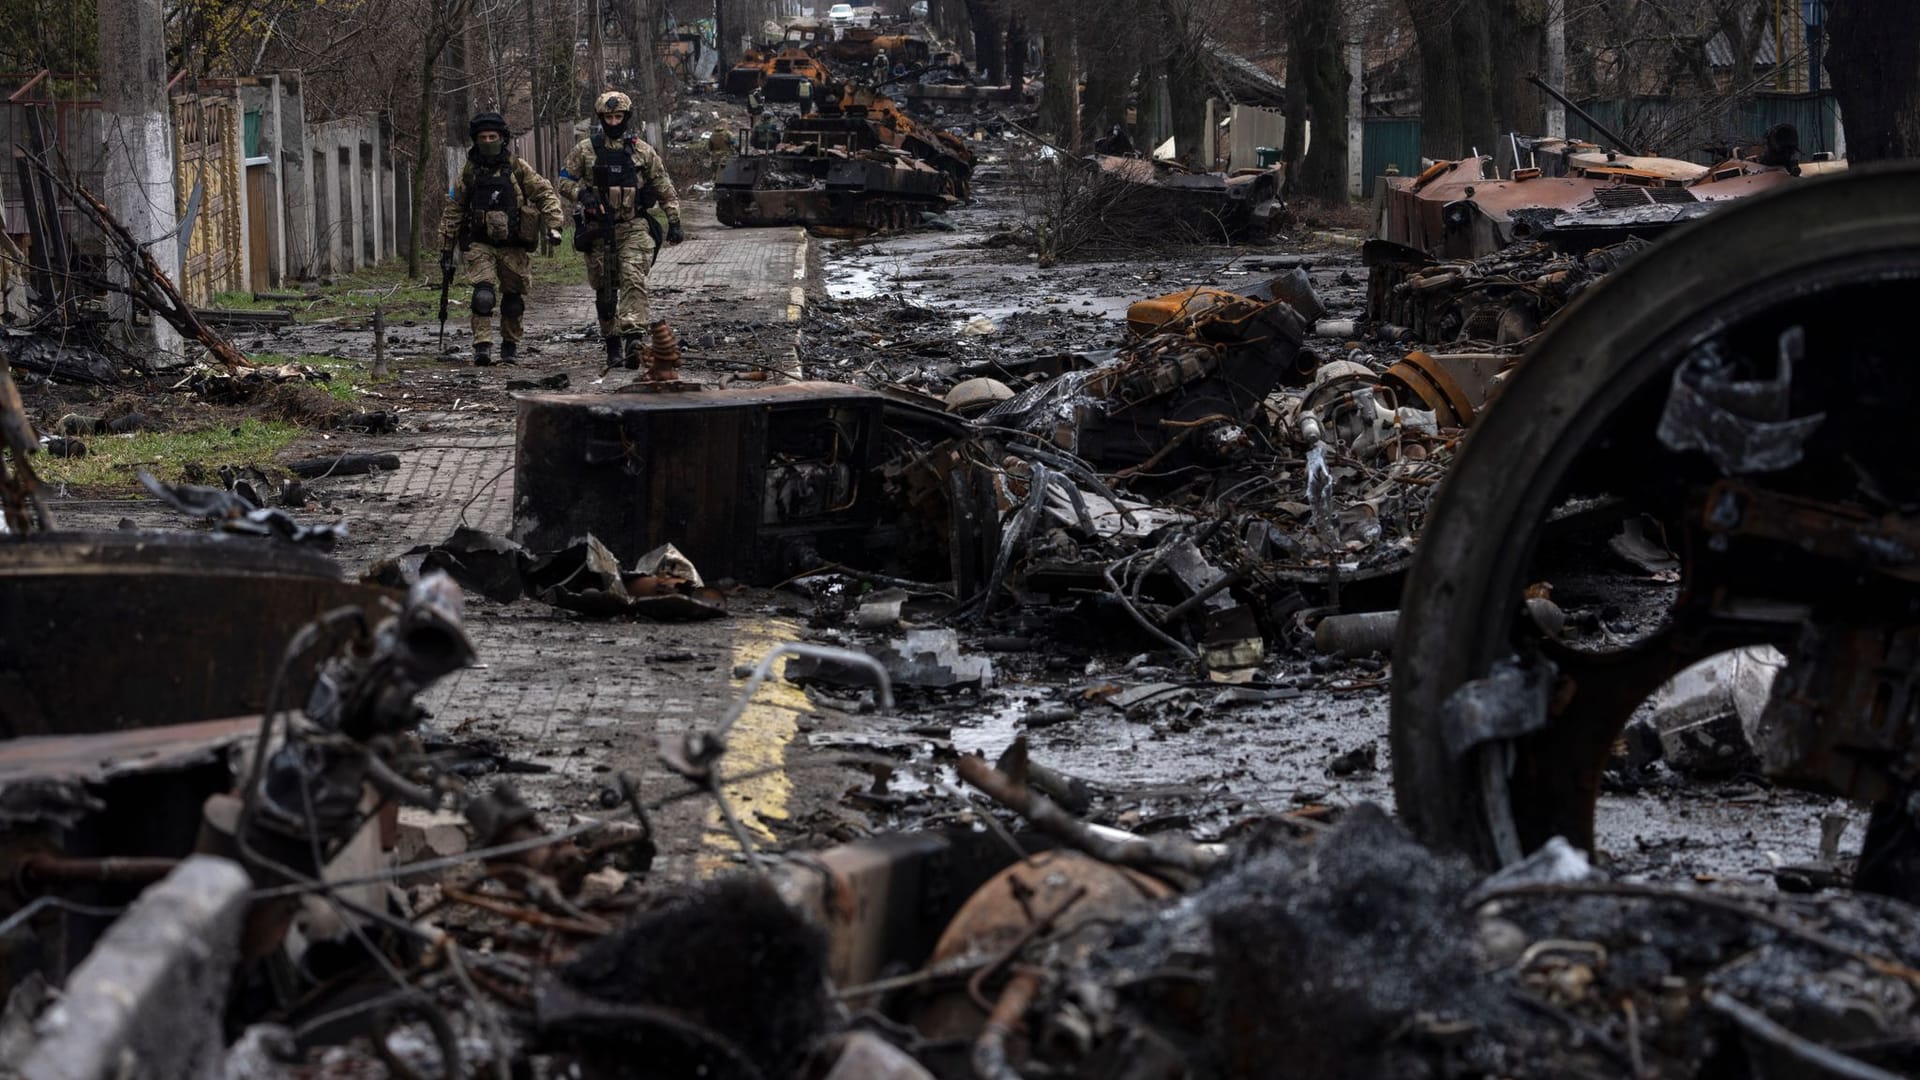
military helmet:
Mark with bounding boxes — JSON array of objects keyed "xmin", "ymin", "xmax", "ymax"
[
  {"xmin": 468, "ymin": 111, "xmax": 509, "ymax": 138},
  {"xmin": 595, "ymin": 91, "xmax": 633, "ymax": 116}
]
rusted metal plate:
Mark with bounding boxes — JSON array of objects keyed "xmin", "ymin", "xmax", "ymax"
[
  {"xmin": 0, "ymin": 715, "xmax": 259, "ymax": 828},
  {"xmin": 0, "ymin": 532, "xmax": 395, "ymax": 736},
  {"xmin": 513, "ymin": 383, "xmax": 947, "ymax": 583}
]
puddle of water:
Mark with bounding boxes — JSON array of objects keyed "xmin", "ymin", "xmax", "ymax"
[{"xmin": 827, "ymin": 262, "xmax": 890, "ymax": 301}]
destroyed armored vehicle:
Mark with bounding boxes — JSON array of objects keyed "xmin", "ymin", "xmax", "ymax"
[
  {"xmin": 722, "ymin": 50, "xmax": 770, "ymax": 94},
  {"xmin": 1391, "ymin": 164, "xmax": 1920, "ymax": 903},
  {"xmin": 1090, "ymin": 155, "xmax": 1286, "ymax": 242},
  {"xmin": 715, "ymin": 86, "xmax": 973, "ymax": 234},
  {"xmin": 760, "ymin": 47, "xmax": 833, "ymax": 104},
  {"xmin": 513, "ymin": 383, "xmax": 967, "ymax": 584},
  {"xmin": 1365, "ymin": 137, "xmax": 1845, "ymax": 337}
]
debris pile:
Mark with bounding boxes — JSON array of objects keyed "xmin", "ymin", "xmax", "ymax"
[{"xmin": 1365, "ymin": 237, "xmax": 1649, "ymax": 345}]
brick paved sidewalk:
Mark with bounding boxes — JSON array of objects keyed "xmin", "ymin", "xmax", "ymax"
[{"xmin": 344, "ymin": 198, "xmax": 812, "ymax": 561}]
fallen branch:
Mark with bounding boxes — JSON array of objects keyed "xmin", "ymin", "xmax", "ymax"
[
  {"xmin": 20, "ymin": 153, "xmax": 252, "ymax": 369},
  {"xmin": 1705, "ymin": 990, "xmax": 1905, "ymax": 1080},
  {"xmin": 956, "ymin": 753, "xmax": 1222, "ymax": 879},
  {"xmin": 287, "ymin": 452, "xmax": 404, "ymax": 479},
  {"xmin": 0, "ymin": 362, "xmax": 53, "ymax": 532}
]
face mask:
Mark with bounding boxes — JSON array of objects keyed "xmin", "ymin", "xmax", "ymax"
[
  {"xmin": 477, "ymin": 139, "xmax": 505, "ymax": 158},
  {"xmin": 601, "ymin": 116, "xmax": 628, "ymax": 138}
]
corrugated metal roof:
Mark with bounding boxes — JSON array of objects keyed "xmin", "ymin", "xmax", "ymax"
[{"xmin": 1706, "ymin": 29, "xmax": 1779, "ymax": 68}]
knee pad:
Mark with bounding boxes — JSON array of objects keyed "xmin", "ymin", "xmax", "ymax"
[
  {"xmin": 470, "ymin": 284, "xmax": 497, "ymax": 316},
  {"xmin": 501, "ymin": 292, "xmax": 524, "ymax": 321},
  {"xmin": 594, "ymin": 293, "xmax": 616, "ymax": 322}
]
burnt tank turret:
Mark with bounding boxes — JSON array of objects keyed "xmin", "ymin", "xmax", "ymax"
[{"xmin": 715, "ymin": 86, "xmax": 973, "ymax": 236}]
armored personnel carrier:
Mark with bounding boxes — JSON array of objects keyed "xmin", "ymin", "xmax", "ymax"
[{"xmin": 715, "ymin": 85, "xmax": 972, "ymax": 235}]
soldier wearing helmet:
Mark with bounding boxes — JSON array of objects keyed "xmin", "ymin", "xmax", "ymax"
[
  {"xmin": 438, "ymin": 111, "xmax": 564, "ymax": 365},
  {"xmin": 557, "ymin": 90, "xmax": 685, "ymax": 375}
]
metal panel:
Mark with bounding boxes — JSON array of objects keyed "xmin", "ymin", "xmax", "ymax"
[
  {"xmin": 171, "ymin": 91, "xmax": 244, "ymax": 304},
  {"xmin": 1362, "ymin": 117, "xmax": 1423, "ymax": 183},
  {"xmin": 1227, "ymin": 104, "xmax": 1284, "ymax": 172},
  {"xmin": 0, "ymin": 90, "xmax": 107, "ymax": 261},
  {"xmin": 1565, "ymin": 92, "xmax": 1840, "ymax": 164},
  {"xmin": 246, "ymin": 163, "xmax": 270, "ymax": 292},
  {"xmin": 511, "ymin": 384, "xmax": 901, "ymax": 583}
]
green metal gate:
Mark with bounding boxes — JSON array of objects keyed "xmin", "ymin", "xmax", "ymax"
[{"xmin": 1362, "ymin": 117, "xmax": 1423, "ymax": 184}]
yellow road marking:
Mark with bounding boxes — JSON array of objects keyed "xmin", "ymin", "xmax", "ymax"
[{"xmin": 699, "ymin": 616, "xmax": 808, "ymax": 872}]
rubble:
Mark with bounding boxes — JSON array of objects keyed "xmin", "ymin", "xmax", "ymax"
[{"xmin": 3, "ymin": 25, "xmax": 1914, "ymax": 1080}]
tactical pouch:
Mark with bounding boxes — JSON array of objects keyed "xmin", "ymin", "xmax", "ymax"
[
  {"xmin": 570, "ymin": 205, "xmax": 600, "ymax": 252},
  {"xmin": 514, "ymin": 205, "xmax": 542, "ymax": 247},
  {"xmin": 483, "ymin": 209, "xmax": 512, "ymax": 244}
]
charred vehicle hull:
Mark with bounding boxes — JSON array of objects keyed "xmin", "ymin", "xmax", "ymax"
[
  {"xmin": 716, "ymin": 91, "xmax": 973, "ymax": 234},
  {"xmin": 1365, "ymin": 149, "xmax": 1844, "ymax": 334},
  {"xmin": 1092, "ymin": 156, "xmax": 1285, "ymax": 242},
  {"xmin": 715, "ymin": 150, "xmax": 952, "ymax": 232},
  {"xmin": 1388, "ymin": 164, "xmax": 1920, "ymax": 901}
]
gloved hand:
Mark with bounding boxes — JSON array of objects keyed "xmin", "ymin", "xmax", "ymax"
[
  {"xmin": 578, "ymin": 189, "xmax": 604, "ymax": 218},
  {"xmin": 438, "ymin": 250, "xmax": 455, "ymax": 276},
  {"xmin": 546, "ymin": 227, "xmax": 563, "ymax": 244},
  {"xmin": 666, "ymin": 221, "xmax": 685, "ymax": 245}
]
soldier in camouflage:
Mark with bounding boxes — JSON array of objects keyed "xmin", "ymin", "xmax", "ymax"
[
  {"xmin": 557, "ymin": 90, "xmax": 685, "ymax": 373},
  {"xmin": 439, "ymin": 111, "xmax": 565, "ymax": 365}
]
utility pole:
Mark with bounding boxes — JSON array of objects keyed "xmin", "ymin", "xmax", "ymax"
[
  {"xmin": 529, "ymin": 0, "xmax": 543, "ymax": 177},
  {"xmin": 588, "ymin": 0, "xmax": 606, "ymax": 109},
  {"xmin": 96, "ymin": 0, "xmax": 181, "ymax": 355},
  {"xmin": 443, "ymin": 22, "xmax": 473, "ymax": 193},
  {"xmin": 1545, "ymin": 0, "xmax": 1566, "ymax": 139},
  {"xmin": 633, "ymin": 0, "xmax": 662, "ymax": 145}
]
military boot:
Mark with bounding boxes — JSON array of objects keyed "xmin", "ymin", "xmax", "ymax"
[
  {"xmin": 500, "ymin": 340, "xmax": 518, "ymax": 364},
  {"xmin": 604, "ymin": 335, "xmax": 623, "ymax": 369},
  {"xmin": 623, "ymin": 334, "xmax": 646, "ymax": 371},
  {"xmin": 473, "ymin": 341, "xmax": 493, "ymax": 366}
]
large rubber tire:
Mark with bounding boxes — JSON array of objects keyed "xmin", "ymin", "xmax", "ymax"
[{"xmin": 1390, "ymin": 163, "xmax": 1920, "ymax": 868}]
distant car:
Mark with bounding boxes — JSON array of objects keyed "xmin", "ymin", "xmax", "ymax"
[{"xmin": 828, "ymin": 3, "xmax": 854, "ymax": 25}]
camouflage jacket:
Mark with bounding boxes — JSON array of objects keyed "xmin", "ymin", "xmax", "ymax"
[
  {"xmin": 558, "ymin": 131, "xmax": 682, "ymax": 227},
  {"xmin": 438, "ymin": 152, "xmax": 564, "ymax": 249}
]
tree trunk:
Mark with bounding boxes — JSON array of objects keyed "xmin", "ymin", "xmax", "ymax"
[
  {"xmin": 408, "ymin": 42, "xmax": 437, "ymax": 277},
  {"xmin": 630, "ymin": 0, "xmax": 661, "ymax": 138},
  {"xmin": 930, "ymin": 0, "xmax": 969, "ymax": 50},
  {"xmin": 1158, "ymin": 1, "xmax": 1207, "ymax": 166},
  {"xmin": 1005, "ymin": 15, "xmax": 1025, "ymax": 94},
  {"xmin": 1827, "ymin": 0, "xmax": 1920, "ymax": 161},
  {"xmin": 443, "ymin": 22, "xmax": 470, "ymax": 145},
  {"xmin": 1288, "ymin": 0, "xmax": 1347, "ymax": 201},
  {"xmin": 1449, "ymin": 0, "xmax": 1495, "ymax": 161},
  {"xmin": 586, "ymin": 0, "xmax": 605, "ymax": 112},
  {"xmin": 1407, "ymin": 0, "xmax": 1496, "ymax": 162},
  {"xmin": 1488, "ymin": 0, "xmax": 1544, "ymax": 149},
  {"xmin": 1037, "ymin": 32, "xmax": 1079, "ymax": 148},
  {"xmin": 1407, "ymin": 0, "xmax": 1459, "ymax": 160},
  {"xmin": 1081, "ymin": 33, "xmax": 1135, "ymax": 146},
  {"xmin": 965, "ymin": 0, "xmax": 1003, "ymax": 83}
]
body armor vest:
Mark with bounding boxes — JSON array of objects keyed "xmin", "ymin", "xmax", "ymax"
[
  {"xmin": 590, "ymin": 134, "xmax": 656, "ymax": 213},
  {"xmin": 465, "ymin": 162, "xmax": 528, "ymax": 248}
]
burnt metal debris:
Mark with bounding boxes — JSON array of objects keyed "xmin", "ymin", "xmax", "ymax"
[
  {"xmin": 717, "ymin": 84, "xmax": 974, "ymax": 235},
  {"xmin": 1390, "ymin": 164, "xmax": 1920, "ymax": 911},
  {"xmin": 5, "ymin": 35, "xmax": 1918, "ymax": 1080}
]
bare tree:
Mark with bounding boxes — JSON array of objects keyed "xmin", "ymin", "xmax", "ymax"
[
  {"xmin": 1405, "ymin": 0, "xmax": 1496, "ymax": 160},
  {"xmin": 1283, "ymin": 0, "xmax": 1347, "ymax": 200},
  {"xmin": 408, "ymin": 0, "xmax": 478, "ymax": 277}
]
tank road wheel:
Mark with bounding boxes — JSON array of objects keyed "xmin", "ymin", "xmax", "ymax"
[{"xmin": 1390, "ymin": 164, "xmax": 1920, "ymax": 887}]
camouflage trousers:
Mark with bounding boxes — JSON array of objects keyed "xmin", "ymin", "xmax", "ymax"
[
  {"xmin": 583, "ymin": 217, "xmax": 658, "ymax": 338},
  {"xmin": 464, "ymin": 244, "xmax": 533, "ymax": 345}
]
